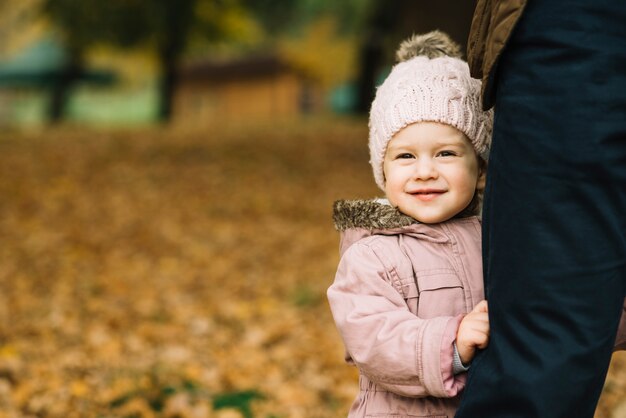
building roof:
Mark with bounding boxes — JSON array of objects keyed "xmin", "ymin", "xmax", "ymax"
[{"xmin": 179, "ymin": 54, "xmax": 295, "ymax": 82}]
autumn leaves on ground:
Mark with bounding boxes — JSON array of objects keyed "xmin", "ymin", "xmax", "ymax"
[{"xmin": 0, "ymin": 118, "xmax": 624, "ymax": 418}]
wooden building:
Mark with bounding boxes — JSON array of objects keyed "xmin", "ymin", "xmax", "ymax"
[{"xmin": 174, "ymin": 54, "xmax": 320, "ymax": 126}]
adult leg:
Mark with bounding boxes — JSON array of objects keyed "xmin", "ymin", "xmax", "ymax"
[{"xmin": 455, "ymin": 1, "xmax": 626, "ymax": 417}]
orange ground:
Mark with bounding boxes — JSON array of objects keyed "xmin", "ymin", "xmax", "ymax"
[{"xmin": 0, "ymin": 118, "xmax": 623, "ymax": 417}]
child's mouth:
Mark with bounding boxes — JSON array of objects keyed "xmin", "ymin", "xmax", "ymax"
[{"xmin": 410, "ymin": 190, "xmax": 444, "ymax": 201}]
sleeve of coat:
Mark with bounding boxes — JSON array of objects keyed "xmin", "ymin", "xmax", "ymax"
[
  {"xmin": 327, "ymin": 240, "xmax": 466, "ymax": 398},
  {"xmin": 614, "ymin": 298, "xmax": 626, "ymax": 351}
]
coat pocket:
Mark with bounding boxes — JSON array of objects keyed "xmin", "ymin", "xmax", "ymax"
[{"xmin": 415, "ymin": 270, "xmax": 466, "ymax": 318}]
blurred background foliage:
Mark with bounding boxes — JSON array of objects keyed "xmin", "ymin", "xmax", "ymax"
[
  {"xmin": 1, "ymin": 1, "xmax": 625, "ymax": 418},
  {"xmin": 0, "ymin": 0, "xmax": 477, "ymax": 127}
]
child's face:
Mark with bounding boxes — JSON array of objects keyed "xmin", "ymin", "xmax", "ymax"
[{"xmin": 383, "ymin": 122, "xmax": 485, "ymax": 224}]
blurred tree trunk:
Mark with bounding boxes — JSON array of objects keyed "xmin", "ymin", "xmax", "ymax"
[
  {"xmin": 157, "ymin": 45, "xmax": 178, "ymax": 122},
  {"xmin": 47, "ymin": 46, "xmax": 82, "ymax": 124},
  {"xmin": 353, "ymin": 0, "xmax": 404, "ymax": 114},
  {"xmin": 353, "ymin": 0, "xmax": 476, "ymax": 115},
  {"xmin": 155, "ymin": 0, "xmax": 195, "ymax": 123},
  {"xmin": 42, "ymin": 0, "xmax": 262, "ymax": 124}
]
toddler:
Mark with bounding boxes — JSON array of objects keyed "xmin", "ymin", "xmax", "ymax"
[{"xmin": 327, "ymin": 31, "xmax": 493, "ymax": 417}]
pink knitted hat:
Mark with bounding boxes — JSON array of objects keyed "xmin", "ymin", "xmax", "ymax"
[{"xmin": 369, "ymin": 31, "xmax": 493, "ymax": 190}]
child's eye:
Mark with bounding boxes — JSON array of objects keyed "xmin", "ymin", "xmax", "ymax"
[
  {"xmin": 396, "ymin": 153, "xmax": 414, "ymax": 159},
  {"xmin": 437, "ymin": 150, "xmax": 457, "ymax": 157}
]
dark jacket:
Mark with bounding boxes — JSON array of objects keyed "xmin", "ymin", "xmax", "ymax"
[{"xmin": 466, "ymin": 0, "xmax": 527, "ymax": 109}]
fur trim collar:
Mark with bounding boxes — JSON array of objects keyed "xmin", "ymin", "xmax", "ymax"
[{"xmin": 333, "ymin": 199, "xmax": 417, "ymax": 231}]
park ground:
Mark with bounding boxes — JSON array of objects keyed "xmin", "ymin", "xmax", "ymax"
[{"xmin": 0, "ymin": 117, "xmax": 624, "ymax": 417}]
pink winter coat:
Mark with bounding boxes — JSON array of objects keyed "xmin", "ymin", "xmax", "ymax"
[
  {"xmin": 327, "ymin": 199, "xmax": 485, "ymax": 417},
  {"xmin": 328, "ymin": 199, "xmax": 626, "ymax": 418}
]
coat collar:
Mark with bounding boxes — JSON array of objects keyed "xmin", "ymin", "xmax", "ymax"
[
  {"xmin": 333, "ymin": 199, "xmax": 463, "ymax": 255},
  {"xmin": 333, "ymin": 198, "xmax": 417, "ymax": 231}
]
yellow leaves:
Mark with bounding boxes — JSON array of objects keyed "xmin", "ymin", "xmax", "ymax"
[
  {"xmin": 0, "ymin": 0, "xmax": 47, "ymax": 56},
  {"xmin": 279, "ymin": 17, "xmax": 357, "ymax": 89},
  {"xmin": 85, "ymin": 46, "xmax": 159, "ymax": 87},
  {"xmin": 115, "ymin": 397, "xmax": 157, "ymax": 418},
  {"xmin": 595, "ymin": 351, "xmax": 626, "ymax": 418},
  {"xmin": 1, "ymin": 119, "xmax": 623, "ymax": 417},
  {"xmin": 194, "ymin": 0, "xmax": 264, "ymax": 47},
  {"xmin": 0, "ymin": 345, "xmax": 21, "ymax": 393},
  {"xmin": 159, "ymin": 345, "xmax": 193, "ymax": 365},
  {"xmin": 70, "ymin": 380, "xmax": 89, "ymax": 397},
  {"xmin": 163, "ymin": 392, "xmax": 212, "ymax": 418},
  {"xmin": 216, "ymin": 7, "xmax": 265, "ymax": 46},
  {"xmin": 0, "ymin": 345, "xmax": 17, "ymax": 359}
]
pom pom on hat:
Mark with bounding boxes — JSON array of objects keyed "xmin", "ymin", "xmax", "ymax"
[
  {"xmin": 368, "ymin": 31, "xmax": 493, "ymax": 190},
  {"xmin": 395, "ymin": 30, "xmax": 462, "ymax": 61}
]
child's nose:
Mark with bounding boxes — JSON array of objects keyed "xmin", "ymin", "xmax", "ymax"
[{"xmin": 413, "ymin": 158, "xmax": 438, "ymax": 180}]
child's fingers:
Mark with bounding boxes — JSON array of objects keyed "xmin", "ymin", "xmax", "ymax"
[
  {"xmin": 467, "ymin": 326, "xmax": 490, "ymax": 349},
  {"xmin": 469, "ymin": 317, "xmax": 490, "ymax": 337},
  {"xmin": 471, "ymin": 300, "xmax": 488, "ymax": 313},
  {"xmin": 458, "ymin": 315, "xmax": 490, "ymax": 346},
  {"xmin": 465, "ymin": 311, "xmax": 489, "ymax": 327},
  {"xmin": 476, "ymin": 337, "xmax": 489, "ymax": 349}
]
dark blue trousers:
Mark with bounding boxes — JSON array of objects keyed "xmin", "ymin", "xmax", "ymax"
[{"xmin": 455, "ymin": 1, "xmax": 626, "ymax": 417}]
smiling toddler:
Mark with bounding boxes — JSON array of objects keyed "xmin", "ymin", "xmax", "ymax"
[{"xmin": 327, "ymin": 31, "xmax": 493, "ymax": 417}]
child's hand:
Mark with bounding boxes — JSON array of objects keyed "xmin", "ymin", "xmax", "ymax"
[{"xmin": 456, "ymin": 300, "xmax": 490, "ymax": 365}]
